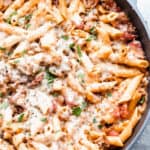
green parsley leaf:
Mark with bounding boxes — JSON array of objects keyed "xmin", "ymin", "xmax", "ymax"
[
  {"xmin": 10, "ymin": 11, "xmax": 17, "ymax": 17},
  {"xmin": 69, "ymin": 43, "xmax": 75, "ymax": 50},
  {"xmin": 40, "ymin": 117, "xmax": 47, "ymax": 122},
  {"xmin": 52, "ymin": 92, "xmax": 59, "ymax": 97},
  {"xmin": 0, "ymin": 102, "xmax": 9, "ymax": 110},
  {"xmin": 90, "ymin": 26, "xmax": 97, "ymax": 35},
  {"xmin": 24, "ymin": 14, "xmax": 32, "ymax": 21},
  {"xmin": 13, "ymin": 59, "xmax": 20, "ymax": 64},
  {"xmin": 81, "ymin": 101, "xmax": 88, "ymax": 110},
  {"xmin": 77, "ymin": 73, "xmax": 85, "ymax": 80},
  {"xmin": 61, "ymin": 35, "xmax": 69, "ymax": 40},
  {"xmin": 5, "ymin": 11, "xmax": 17, "ymax": 24},
  {"xmin": 7, "ymin": 51, "xmax": 13, "ymax": 56},
  {"xmin": 77, "ymin": 73, "xmax": 85, "ymax": 83},
  {"xmin": 138, "ymin": 96, "xmax": 145, "ymax": 105},
  {"xmin": 46, "ymin": 70, "xmax": 57, "ymax": 84},
  {"xmin": 18, "ymin": 113, "xmax": 24, "ymax": 122},
  {"xmin": 21, "ymin": 49, "xmax": 27, "ymax": 56},
  {"xmin": 93, "ymin": 117, "xmax": 97, "ymax": 123},
  {"xmin": 98, "ymin": 124, "xmax": 103, "ymax": 129},
  {"xmin": 0, "ymin": 114, "xmax": 3, "ymax": 118},
  {"xmin": 77, "ymin": 45, "xmax": 82, "ymax": 57},
  {"xmin": 0, "ymin": 93, "xmax": 3, "ymax": 97},
  {"xmin": 107, "ymin": 92, "xmax": 112, "ymax": 97},
  {"xmin": 86, "ymin": 34, "xmax": 97, "ymax": 41},
  {"xmin": 72, "ymin": 107, "xmax": 82, "ymax": 117},
  {"xmin": 25, "ymin": 23, "xmax": 31, "ymax": 29},
  {"xmin": 0, "ymin": 47, "xmax": 6, "ymax": 51}
]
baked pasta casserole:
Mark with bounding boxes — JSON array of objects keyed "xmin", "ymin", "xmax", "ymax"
[{"xmin": 0, "ymin": 0, "xmax": 149, "ymax": 149}]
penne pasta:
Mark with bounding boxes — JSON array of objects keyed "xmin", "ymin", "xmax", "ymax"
[
  {"xmin": 106, "ymin": 136, "xmax": 123, "ymax": 147},
  {"xmin": 120, "ymin": 108, "xmax": 141, "ymax": 142},
  {"xmin": 87, "ymin": 81, "xmax": 117, "ymax": 93},
  {"xmin": 58, "ymin": 0, "xmax": 67, "ymax": 19},
  {"xmin": 119, "ymin": 74, "xmax": 143, "ymax": 103}
]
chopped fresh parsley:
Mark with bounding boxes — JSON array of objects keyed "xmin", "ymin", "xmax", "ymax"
[
  {"xmin": 0, "ymin": 47, "xmax": 6, "ymax": 51},
  {"xmin": 72, "ymin": 101, "xmax": 88, "ymax": 117},
  {"xmin": 77, "ymin": 45, "xmax": 82, "ymax": 57},
  {"xmin": 40, "ymin": 117, "xmax": 47, "ymax": 122},
  {"xmin": 5, "ymin": 11, "xmax": 17, "ymax": 24},
  {"xmin": 77, "ymin": 73, "xmax": 85, "ymax": 79},
  {"xmin": 7, "ymin": 51, "xmax": 13, "ymax": 56},
  {"xmin": 0, "ymin": 102, "xmax": 9, "ymax": 110},
  {"xmin": 77, "ymin": 73, "xmax": 85, "ymax": 83},
  {"xmin": 0, "ymin": 93, "xmax": 3, "ymax": 97},
  {"xmin": 81, "ymin": 101, "xmax": 88, "ymax": 110},
  {"xmin": 52, "ymin": 92, "xmax": 60, "ymax": 97},
  {"xmin": 46, "ymin": 70, "xmax": 57, "ymax": 84},
  {"xmin": 61, "ymin": 35, "xmax": 69, "ymax": 40},
  {"xmin": 10, "ymin": 11, "xmax": 17, "ymax": 17},
  {"xmin": 69, "ymin": 43, "xmax": 75, "ymax": 50},
  {"xmin": 25, "ymin": 23, "xmax": 31, "ymax": 29},
  {"xmin": 86, "ymin": 34, "xmax": 97, "ymax": 41},
  {"xmin": 21, "ymin": 49, "xmax": 27, "ymax": 56},
  {"xmin": 72, "ymin": 107, "xmax": 82, "ymax": 117},
  {"xmin": 138, "ymin": 96, "xmax": 145, "ymax": 105},
  {"xmin": 89, "ymin": 26, "xmax": 97, "ymax": 35},
  {"xmin": 107, "ymin": 92, "xmax": 112, "ymax": 97},
  {"xmin": 87, "ymin": 26, "xmax": 97, "ymax": 41},
  {"xmin": 24, "ymin": 14, "xmax": 32, "ymax": 21},
  {"xmin": 93, "ymin": 117, "xmax": 97, "ymax": 123},
  {"xmin": 18, "ymin": 113, "xmax": 24, "ymax": 122},
  {"xmin": 13, "ymin": 59, "xmax": 20, "ymax": 64},
  {"xmin": 98, "ymin": 124, "xmax": 103, "ymax": 129}
]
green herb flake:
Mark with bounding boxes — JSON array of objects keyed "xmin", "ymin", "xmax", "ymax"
[
  {"xmin": 69, "ymin": 43, "xmax": 75, "ymax": 50},
  {"xmin": 78, "ymin": 73, "xmax": 85, "ymax": 84},
  {"xmin": 5, "ymin": 11, "xmax": 17, "ymax": 24},
  {"xmin": 61, "ymin": 35, "xmax": 69, "ymax": 40},
  {"xmin": 86, "ymin": 34, "xmax": 97, "ymax": 41},
  {"xmin": 52, "ymin": 92, "xmax": 59, "ymax": 97},
  {"xmin": 90, "ymin": 26, "xmax": 97, "ymax": 35},
  {"xmin": 98, "ymin": 124, "xmax": 103, "ymax": 129},
  {"xmin": 10, "ymin": 11, "xmax": 17, "ymax": 17},
  {"xmin": 0, "ymin": 47, "xmax": 6, "ymax": 51},
  {"xmin": 93, "ymin": 117, "xmax": 97, "ymax": 123},
  {"xmin": 21, "ymin": 49, "xmax": 27, "ymax": 56},
  {"xmin": 81, "ymin": 101, "xmax": 88, "ymax": 110},
  {"xmin": 0, "ymin": 114, "xmax": 3, "ymax": 118},
  {"xmin": 72, "ymin": 107, "xmax": 82, "ymax": 117},
  {"xmin": 77, "ymin": 45, "xmax": 82, "ymax": 57},
  {"xmin": 25, "ymin": 23, "xmax": 31, "ymax": 29},
  {"xmin": 46, "ymin": 70, "xmax": 57, "ymax": 84},
  {"xmin": 0, "ymin": 93, "xmax": 3, "ymax": 98},
  {"xmin": 0, "ymin": 102, "xmax": 9, "ymax": 110},
  {"xmin": 25, "ymin": 14, "xmax": 32, "ymax": 21},
  {"xmin": 77, "ymin": 73, "xmax": 85, "ymax": 80},
  {"xmin": 107, "ymin": 92, "xmax": 112, "ymax": 97},
  {"xmin": 40, "ymin": 117, "xmax": 47, "ymax": 122},
  {"xmin": 13, "ymin": 59, "xmax": 20, "ymax": 64},
  {"xmin": 18, "ymin": 113, "xmax": 24, "ymax": 122},
  {"xmin": 138, "ymin": 96, "xmax": 145, "ymax": 105}
]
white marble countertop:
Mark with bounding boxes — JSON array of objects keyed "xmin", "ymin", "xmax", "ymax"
[{"xmin": 131, "ymin": 0, "xmax": 150, "ymax": 149}]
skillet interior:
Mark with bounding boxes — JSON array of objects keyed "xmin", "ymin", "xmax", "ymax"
[{"xmin": 114, "ymin": 0, "xmax": 150, "ymax": 149}]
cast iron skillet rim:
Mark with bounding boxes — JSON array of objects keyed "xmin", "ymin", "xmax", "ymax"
[{"xmin": 114, "ymin": 0, "xmax": 150, "ymax": 150}]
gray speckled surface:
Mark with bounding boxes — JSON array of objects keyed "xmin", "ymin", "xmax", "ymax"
[{"xmin": 131, "ymin": 0, "xmax": 150, "ymax": 149}]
